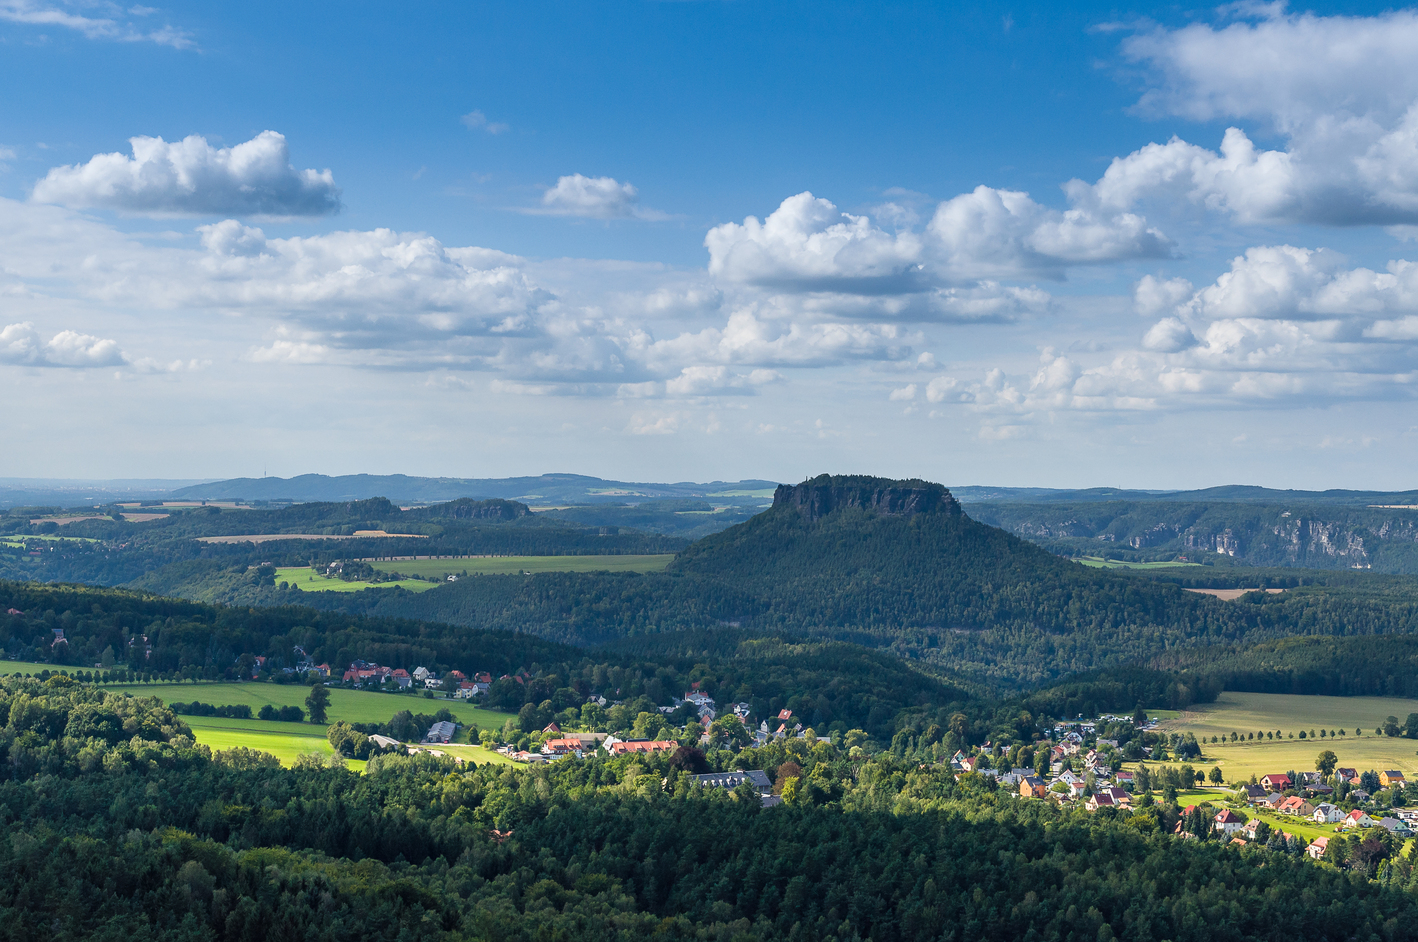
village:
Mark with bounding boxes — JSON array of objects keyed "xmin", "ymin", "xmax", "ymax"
[{"xmin": 947, "ymin": 714, "xmax": 1418, "ymax": 864}]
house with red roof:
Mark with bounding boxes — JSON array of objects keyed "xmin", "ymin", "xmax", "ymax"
[
  {"xmin": 1214, "ymin": 809, "xmax": 1244, "ymax": 835},
  {"xmin": 1260, "ymin": 773, "xmax": 1292, "ymax": 791},
  {"xmin": 608, "ymin": 740, "xmax": 676, "ymax": 756},
  {"xmin": 1343, "ymin": 809, "xmax": 1375, "ymax": 829}
]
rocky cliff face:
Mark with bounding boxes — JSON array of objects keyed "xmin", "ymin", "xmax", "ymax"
[{"xmin": 773, "ymin": 474, "xmax": 961, "ymax": 523}]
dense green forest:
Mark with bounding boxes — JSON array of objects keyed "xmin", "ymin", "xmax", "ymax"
[
  {"xmin": 4, "ymin": 676, "xmax": 1418, "ymax": 942},
  {"xmin": 1147, "ymin": 633, "xmax": 1418, "ymax": 699}
]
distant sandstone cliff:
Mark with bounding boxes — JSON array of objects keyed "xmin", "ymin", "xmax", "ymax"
[{"xmin": 968, "ymin": 499, "xmax": 1418, "ymax": 572}]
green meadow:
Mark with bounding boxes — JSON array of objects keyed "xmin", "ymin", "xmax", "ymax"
[
  {"xmin": 369, "ymin": 554, "xmax": 676, "ymax": 578},
  {"xmin": 100, "ymin": 680, "xmax": 510, "ymax": 729},
  {"xmin": 1072, "ymin": 557, "xmax": 1200, "ymax": 570},
  {"xmin": 273, "ymin": 566, "xmax": 435, "ymax": 593}
]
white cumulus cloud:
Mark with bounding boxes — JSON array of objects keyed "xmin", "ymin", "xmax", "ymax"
[
  {"xmin": 706, "ymin": 189, "xmax": 1169, "ymax": 296},
  {"xmin": 31, "ymin": 131, "xmax": 341, "ymax": 218},
  {"xmin": 528, "ymin": 174, "xmax": 665, "ymax": 220},
  {"xmin": 1086, "ymin": 8, "xmax": 1418, "ymax": 225},
  {"xmin": 0, "ymin": 322, "xmax": 124, "ymax": 367}
]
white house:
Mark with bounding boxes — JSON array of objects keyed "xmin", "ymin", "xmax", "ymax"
[
  {"xmin": 413, "ymin": 667, "xmax": 430, "ymax": 682},
  {"xmin": 1312, "ymin": 803, "xmax": 1343, "ymax": 824},
  {"xmin": 1214, "ymin": 809, "xmax": 1245, "ymax": 835},
  {"xmin": 1343, "ymin": 809, "xmax": 1376, "ymax": 829}
]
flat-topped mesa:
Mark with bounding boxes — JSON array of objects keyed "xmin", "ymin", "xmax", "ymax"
[{"xmin": 773, "ymin": 474, "xmax": 961, "ymax": 523}]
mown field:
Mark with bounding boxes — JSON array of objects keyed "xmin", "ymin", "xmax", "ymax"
[
  {"xmin": 1154, "ymin": 691, "xmax": 1418, "ymax": 781},
  {"xmin": 180, "ymin": 714, "xmax": 358, "ymax": 767},
  {"xmin": 369, "ymin": 554, "xmax": 676, "ymax": 578},
  {"xmin": 272, "ymin": 566, "xmax": 435, "ymax": 593}
]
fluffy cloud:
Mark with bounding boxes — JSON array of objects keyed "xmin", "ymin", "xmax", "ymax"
[
  {"xmin": 706, "ymin": 189, "xmax": 1168, "ymax": 295},
  {"xmin": 0, "ymin": 199, "xmax": 927, "ymax": 395},
  {"xmin": 930, "ymin": 243, "xmax": 1418, "ymax": 417},
  {"xmin": 529, "ymin": 174, "xmax": 665, "ymax": 220},
  {"xmin": 0, "ymin": 1, "xmax": 193, "ymax": 47},
  {"xmin": 1087, "ymin": 9, "xmax": 1418, "ymax": 225},
  {"xmin": 0, "ymin": 322, "xmax": 124, "ymax": 367},
  {"xmin": 630, "ymin": 310, "xmax": 912, "ymax": 373},
  {"xmin": 31, "ymin": 131, "xmax": 341, "ymax": 217}
]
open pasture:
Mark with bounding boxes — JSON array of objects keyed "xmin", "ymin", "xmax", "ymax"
[
  {"xmin": 101, "ymin": 680, "xmax": 510, "ymax": 729},
  {"xmin": 183, "ymin": 714, "xmax": 347, "ymax": 766},
  {"xmin": 1154, "ymin": 691, "xmax": 1418, "ymax": 781},
  {"xmin": 273, "ymin": 566, "xmax": 434, "ymax": 593},
  {"xmin": 368, "ymin": 554, "xmax": 675, "ymax": 578}
]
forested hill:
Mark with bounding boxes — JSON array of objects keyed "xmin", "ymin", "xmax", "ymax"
[{"xmin": 322, "ymin": 475, "xmax": 1418, "ymax": 687}]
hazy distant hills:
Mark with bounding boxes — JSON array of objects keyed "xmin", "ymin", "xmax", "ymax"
[{"xmin": 168, "ymin": 473, "xmax": 780, "ymax": 505}]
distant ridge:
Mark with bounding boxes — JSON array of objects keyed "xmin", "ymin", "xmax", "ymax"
[{"xmin": 168, "ymin": 473, "xmax": 781, "ymax": 505}]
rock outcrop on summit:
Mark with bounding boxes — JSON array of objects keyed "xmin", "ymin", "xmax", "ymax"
[{"xmin": 773, "ymin": 474, "xmax": 962, "ymax": 523}]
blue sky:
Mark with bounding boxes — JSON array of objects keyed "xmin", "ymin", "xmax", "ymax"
[{"xmin": 3, "ymin": 1, "xmax": 1418, "ymax": 489}]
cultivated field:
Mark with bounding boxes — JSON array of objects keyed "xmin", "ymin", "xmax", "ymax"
[
  {"xmin": 273, "ymin": 566, "xmax": 435, "ymax": 593},
  {"xmin": 1183, "ymin": 588, "xmax": 1287, "ymax": 600},
  {"xmin": 1072, "ymin": 557, "xmax": 1200, "ymax": 570},
  {"xmin": 368, "ymin": 554, "xmax": 676, "ymax": 578},
  {"xmin": 1154, "ymin": 691, "xmax": 1418, "ymax": 781}
]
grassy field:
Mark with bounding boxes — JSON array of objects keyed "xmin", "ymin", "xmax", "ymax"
[
  {"xmin": 181, "ymin": 715, "xmax": 357, "ymax": 767},
  {"xmin": 0, "ymin": 667, "xmax": 517, "ymax": 766},
  {"xmin": 1072, "ymin": 557, "xmax": 1200, "ymax": 569},
  {"xmin": 407, "ymin": 742, "xmax": 519, "ymax": 766},
  {"xmin": 369, "ymin": 554, "xmax": 676, "ymax": 578},
  {"xmin": 1, "ymin": 534, "xmax": 99, "ymax": 546},
  {"xmin": 273, "ymin": 566, "xmax": 435, "ymax": 593},
  {"xmin": 1154, "ymin": 691, "xmax": 1418, "ymax": 781},
  {"xmin": 99, "ymin": 680, "xmax": 511, "ymax": 729}
]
